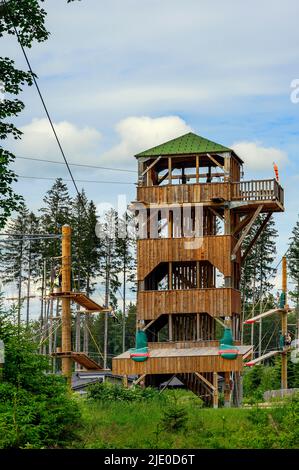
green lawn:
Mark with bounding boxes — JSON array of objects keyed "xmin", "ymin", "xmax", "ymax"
[{"xmin": 73, "ymin": 390, "xmax": 299, "ymax": 449}]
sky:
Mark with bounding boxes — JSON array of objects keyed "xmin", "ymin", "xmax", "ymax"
[{"xmin": 2, "ymin": 0, "xmax": 299, "ymax": 301}]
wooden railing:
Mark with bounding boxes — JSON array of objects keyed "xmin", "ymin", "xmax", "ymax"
[
  {"xmin": 231, "ymin": 179, "xmax": 284, "ymax": 204},
  {"xmin": 137, "ymin": 179, "xmax": 284, "ymax": 207}
]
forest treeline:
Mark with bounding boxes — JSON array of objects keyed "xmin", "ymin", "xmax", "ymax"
[
  {"xmin": 0, "ymin": 178, "xmax": 136, "ymax": 368},
  {"xmin": 0, "ymin": 177, "xmax": 299, "ymax": 366}
]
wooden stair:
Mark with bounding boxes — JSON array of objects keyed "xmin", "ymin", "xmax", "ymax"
[
  {"xmin": 50, "ymin": 291, "xmax": 109, "ymax": 313},
  {"xmin": 177, "ymin": 372, "xmax": 213, "ymax": 406},
  {"xmin": 52, "ymin": 351, "xmax": 103, "ymax": 370},
  {"xmin": 244, "ymin": 307, "xmax": 293, "ymax": 324}
]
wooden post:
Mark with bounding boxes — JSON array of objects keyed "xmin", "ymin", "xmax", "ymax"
[
  {"xmin": 168, "ymin": 314, "xmax": 173, "ymax": 342},
  {"xmin": 61, "ymin": 225, "xmax": 72, "ymax": 384},
  {"xmin": 196, "ymin": 155, "xmax": 199, "ymax": 183},
  {"xmin": 224, "ymin": 372, "xmax": 231, "ymax": 407},
  {"xmin": 213, "ymin": 372, "xmax": 219, "ymax": 408},
  {"xmin": 281, "ymin": 256, "xmax": 288, "ymax": 390},
  {"xmin": 168, "ymin": 157, "xmax": 172, "ymax": 185},
  {"xmin": 123, "ymin": 375, "xmax": 128, "ymax": 388}
]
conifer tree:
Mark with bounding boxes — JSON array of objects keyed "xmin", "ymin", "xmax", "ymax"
[
  {"xmin": 0, "ymin": 205, "xmax": 42, "ymax": 324},
  {"xmin": 287, "ymin": 217, "xmax": 299, "ymax": 339},
  {"xmin": 97, "ymin": 208, "xmax": 121, "ymax": 368},
  {"xmin": 241, "ymin": 215, "xmax": 278, "ymax": 353},
  {"xmin": 39, "ymin": 178, "xmax": 72, "ymax": 260},
  {"xmin": 116, "ymin": 212, "xmax": 136, "ymax": 351},
  {"xmin": 71, "ymin": 190, "xmax": 102, "ymax": 352}
]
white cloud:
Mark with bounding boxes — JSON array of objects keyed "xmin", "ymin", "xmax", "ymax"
[
  {"xmin": 231, "ymin": 141, "xmax": 288, "ymax": 171},
  {"xmin": 101, "ymin": 115, "xmax": 192, "ymax": 165},
  {"xmin": 12, "ymin": 118, "xmax": 102, "ymax": 165}
]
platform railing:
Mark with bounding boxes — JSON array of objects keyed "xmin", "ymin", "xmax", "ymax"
[{"xmin": 229, "ymin": 179, "xmax": 284, "ymax": 204}]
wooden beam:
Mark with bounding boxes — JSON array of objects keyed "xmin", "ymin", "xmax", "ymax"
[
  {"xmin": 206, "ymin": 153, "xmax": 225, "ymax": 170},
  {"xmin": 168, "ymin": 314, "xmax": 173, "ymax": 341},
  {"xmin": 231, "ymin": 205, "xmax": 263, "ymax": 260},
  {"xmin": 132, "ymin": 374, "xmax": 146, "ymax": 386},
  {"xmin": 214, "ymin": 317, "xmax": 225, "ymax": 328},
  {"xmin": 233, "ymin": 212, "xmax": 255, "ymax": 236},
  {"xmin": 195, "ymin": 372, "xmax": 216, "ymax": 392},
  {"xmin": 168, "ymin": 157, "xmax": 172, "ymax": 185},
  {"xmin": 208, "ymin": 207, "xmax": 224, "ymax": 221},
  {"xmin": 213, "ymin": 372, "xmax": 219, "ymax": 409},
  {"xmin": 142, "ymin": 319, "xmax": 156, "ymax": 331},
  {"xmin": 241, "ymin": 213, "xmax": 272, "ymax": 264},
  {"xmin": 196, "ymin": 155, "xmax": 199, "ymax": 183},
  {"xmin": 141, "ymin": 156, "xmax": 162, "ymax": 177}
]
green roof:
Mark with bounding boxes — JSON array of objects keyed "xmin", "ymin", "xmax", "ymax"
[{"xmin": 135, "ymin": 132, "xmax": 234, "ymax": 158}]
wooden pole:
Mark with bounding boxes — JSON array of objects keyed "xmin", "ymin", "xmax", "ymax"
[
  {"xmin": 281, "ymin": 256, "xmax": 288, "ymax": 390},
  {"xmin": 224, "ymin": 372, "xmax": 231, "ymax": 407},
  {"xmin": 168, "ymin": 157, "xmax": 172, "ymax": 185},
  {"xmin": 213, "ymin": 372, "xmax": 219, "ymax": 408},
  {"xmin": 61, "ymin": 225, "xmax": 72, "ymax": 383}
]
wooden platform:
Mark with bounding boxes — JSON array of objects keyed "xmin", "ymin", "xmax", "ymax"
[
  {"xmin": 52, "ymin": 351, "xmax": 103, "ymax": 370},
  {"xmin": 112, "ymin": 345, "xmax": 252, "ymax": 375},
  {"xmin": 137, "ymin": 179, "xmax": 284, "ymax": 213},
  {"xmin": 50, "ymin": 291, "xmax": 108, "ymax": 313},
  {"xmin": 138, "ymin": 287, "xmax": 241, "ymax": 320}
]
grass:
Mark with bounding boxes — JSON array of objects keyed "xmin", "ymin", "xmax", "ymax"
[{"xmin": 71, "ymin": 389, "xmax": 299, "ymax": 449}]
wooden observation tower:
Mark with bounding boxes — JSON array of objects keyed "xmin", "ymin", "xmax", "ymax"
[{"xmin": 112, "ymin": 132, "xmax": 284, "ymax": 406}]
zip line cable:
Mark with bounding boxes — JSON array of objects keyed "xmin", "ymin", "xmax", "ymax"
[
  {"xmin": 17, "ymin": 175, "xmax": 134, "ymax": 185},
  {"xmin": 15, "ymin": 156, "xmax": 137, "ymax": 174},
  {"xmin": 3, "ymin": 0, "xmax": 89, "ymax": 216}
]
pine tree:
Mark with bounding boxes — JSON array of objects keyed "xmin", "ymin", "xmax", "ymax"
[
  {"xmin": 241, "ymin": 215, "xmax": 278, "ymax": 353},
  {"xmin": 97, "ymin": 209, "xmax": 121, "ymax": 368},
  {"xmin": 0, "ymin": 205, "xmax": 42, "ymax": 325},
  {"xmin": 39, "ymin": 178, "xmax": 72, "ymax": 260},
  {"xmin": 115, "ymin": 211, "xmax": 136, "ymax": 352},
  {"xmin": 287, "ymin": 217, "xmax": 299, "ymax": 340},
  {"xmin": 71, "ymin": 191, "xmax": 102, "ymax": 352}
]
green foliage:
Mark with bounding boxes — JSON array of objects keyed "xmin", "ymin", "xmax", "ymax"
[
  {"xmin": 160, "ymin": 393, "xmax": 188, "ymax": 432},
  {"xmin": 0, "ymin": 297, "xmax": 81, "ymax": 448},
  {"xmin": 243, "ymin": 365, "xmax": 280, "ymax": 402},
  {"xmin": 76, "ymin": 391, "xmax": 299, "ymax": 449},
  {"xmin": 87, "ymin": 381, "xmax": 160, "ymax": 403},
  {"xmin": 0, "ymin": 0, "xmax": 79, "ymax": 228}
]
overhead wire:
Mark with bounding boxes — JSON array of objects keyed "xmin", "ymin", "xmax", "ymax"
[
  {"xmin": 14, "ymin": 156, "xmax": 137, "ymax": 174},
  {"xmin": 17, "ymin": 175, "xmax": 134, "ymax": 185}
]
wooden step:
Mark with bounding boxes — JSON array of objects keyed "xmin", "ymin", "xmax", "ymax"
[
  {"xmin": 245, "ymin": 350, "xmax": 280, "ymax": 366},
  {"xmin": 50, "ymin": 291, "xmax": 109, "ymax": 313},
  {"xmin": 244, "ymin": 307, "xmax": 293, "ymax": 324},
  {"xmin": 52, "ymin": 351, "xmax": 103, "ymax": 370}
]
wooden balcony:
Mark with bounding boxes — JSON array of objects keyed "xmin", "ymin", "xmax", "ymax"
[
  {"xmin": 137, "ymin": 182, "xmax": 230, "ymax": 205},
  {"xmin": 137, "ymin": 287, "xmax": 241, "ymax": 321},
  {"xmin": 112, "ymin": 344, "xmax": 252, "ymax": 376},
  {"xmin": 137, "ymin": 179, "xmax": 284, "ymax": 212},
  {"xmin": 137, "ymin": 235, "xmax": 235, "ymax": 280},
  {"xmin": 231, "ymin": 179, "xmax": 284, "ymax": 213}
]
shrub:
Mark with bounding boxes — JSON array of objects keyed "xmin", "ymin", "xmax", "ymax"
[
  {"xmin": 87, "ymin": 381, "xmax": 161, "ymax": 402},
  {"xmin": 0, "ymin": 300, "xmax": 82, "ymax": 448},
  {"xmin": 160, "ymin": 393, "xmax": 188, "ymax": 432}
]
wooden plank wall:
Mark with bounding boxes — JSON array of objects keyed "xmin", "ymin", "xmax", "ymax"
[
  {"xmin": 137, "ymin": 288, "xmax": 241, "ymax": 320},
  {"xmin": 172, "ymin": 313, "xmax": 215, "ymax": 341},
  {"xmin": 112, "ymin": 354, "xmax": 244, "ymax": 375},
  {"xmin": 137, "ymin": 183, "xmax": 230, "ymax": 205},
  {"xmin": 137, "ymin": 236, "xmax": 233, "ymax": 280}
]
